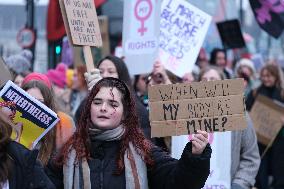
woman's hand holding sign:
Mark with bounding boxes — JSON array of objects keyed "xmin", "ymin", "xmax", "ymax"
[
  {"xmin": 84, "ymin": 68, "xmax": 102, "ymax": 91},
  {"xmin": 191, "ymin": 130, "xmax": 209, "ymax": 155}
]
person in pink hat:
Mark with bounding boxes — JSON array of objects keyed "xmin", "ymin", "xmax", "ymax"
[
  {"xmin": 46, "ymin": 63, "xmax": 72, "ymax": 114},
  {"xmin": 46, "ymin": 63, "xmax": 67, "ymax": 88},
  {"xmin": 21, "ymin": 72, "xmax": 75, "ymax": 167}
]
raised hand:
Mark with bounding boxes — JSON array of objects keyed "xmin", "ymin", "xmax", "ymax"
[
  {"xmin": 191, "ymin": 130, "xmax": 209, "ymax": 155},
  {"xmin": 84, "ymin": 68, "xmax": 102, "ymax": 91}
]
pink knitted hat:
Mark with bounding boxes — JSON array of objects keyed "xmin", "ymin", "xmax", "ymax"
[
  {"xmin": 22, "ymin": 72, "xmax": 52, "ymax": 89},
  {"xmin": 46, "ymin": 63, "xmax": 67, "ymax": 88}
]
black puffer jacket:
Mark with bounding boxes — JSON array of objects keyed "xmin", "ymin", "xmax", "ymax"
[
  {"xmin": 46, "ymin": 140, "xmax": 211, "ymax": 189},
  {"xmin": 6, "ymin": 141, "xmax": 55, "ymax": 189}
]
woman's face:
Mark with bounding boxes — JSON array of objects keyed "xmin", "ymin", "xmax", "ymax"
[
  {"xmin": 215, "ymin": 51, "xmax": 226, "ymax": 68},
  {"xmin": 99, "ymin": 60, "xmax": 119, "ymax": 79},
  {"xmin": 261, "ymin": 69, "xmax": 276, "ymax": 87},
  {"xmin": 26, "ymin": 87, "xmax": 45, "ymax": 103},
  {"xmin": 201, "ymin": 69, "xmax": 221, "ymax": 81},
  {"xmin": 239, "ymin": 66, "xmax": 253, "ymax": 78},
  {"xmin": 91, "ymin": 87, "xmax": 124, "ymax": 130}
]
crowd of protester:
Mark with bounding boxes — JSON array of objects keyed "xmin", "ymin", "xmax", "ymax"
[{"xmin": 1, "ymin": 47, "xmax": 284, "ymax": 189}]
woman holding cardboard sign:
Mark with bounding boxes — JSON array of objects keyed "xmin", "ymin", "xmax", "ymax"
[
  {"xmin": 246, "ymin": 64, "xmax": 284, "ymax": 189},
  {"xmin": 46, "ymin": 77, "xmax": 211, "ymax": 189}
]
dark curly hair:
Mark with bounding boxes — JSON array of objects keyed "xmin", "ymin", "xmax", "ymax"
[{"xmin": 60, "ymin": 77, "xmax": 153, "ymax": 173}]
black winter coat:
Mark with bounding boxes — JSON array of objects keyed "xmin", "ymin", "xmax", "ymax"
[
  {"xmin": 6, "ymin": 141, "xmax": 55, "ymax": 189},
  {"xmin": 246, "ymin": 85, "xmax": 284, "ymax": 111},
  {"xmin": 46, "ymin": 140, "xmax": 211, "ymax": 189}
]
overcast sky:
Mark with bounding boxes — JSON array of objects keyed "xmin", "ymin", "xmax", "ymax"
[{"xmin": 0, "ymin": 0, "xmax": 48, "ymax": 5}]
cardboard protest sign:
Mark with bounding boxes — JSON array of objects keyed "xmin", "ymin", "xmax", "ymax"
[
  {"xmin": 59, "ymin": 0, "xmax": 102, "ymax": 72},
  {"xmin": 159, "ymin": 0, "xmax": 212, "ymax": 77},
  {"xmin": 0, "ymin": 81, "xmax": 59, "ymax": 149},
  {"xmin": 250, "ymin": 95, "xmax": 284, "ymax": 146},
  {"xmin": 148, "ymin": 79, "xmax": 247, "ymax": 137},
  {"xmin": 0, "ymin": 57, "xmax": 12, "ymax": 88},
  {"xmin": 59, "ymin": 0, "xmax": 102, "ymax": 46},
  {"xmin": 123, "ymin": 0, "xmax": 161, "ymax": 75}
]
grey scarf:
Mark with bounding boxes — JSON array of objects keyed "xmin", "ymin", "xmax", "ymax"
[
  {"xmin": 89, "ymin": 125, "xmax": 125, "ymax": 141},
  {"xmin": 63, "ymin": 125, "xmax": 148, "ymax": 189}
]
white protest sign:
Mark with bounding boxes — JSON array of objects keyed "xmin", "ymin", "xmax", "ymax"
[
  {"xmin": 123, "ymin": 0, "xmax": 161, "ymax": 75},
  {"xmin": 172, "ymin": 132, "xmax": 231, "ymax": 189},
  {"xmin": 159, "ymin": 0, "xmax": 212, "ymax": 77}
]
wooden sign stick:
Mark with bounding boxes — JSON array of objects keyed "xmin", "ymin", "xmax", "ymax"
[{"xmin": 83, "ymin": 46, "xmax": 95, "ymax": 72}]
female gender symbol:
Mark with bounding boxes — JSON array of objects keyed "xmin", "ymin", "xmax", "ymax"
[{"xmin": 134, "ymin": 0, "xmax": 153, "ymax": 36}]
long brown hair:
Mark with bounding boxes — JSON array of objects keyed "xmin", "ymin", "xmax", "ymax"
[
  {"xmin": 0, "ymin": 114, "xmax": 13, "ymax": 186},
  {"xmin": 260, "ymin": 64, "xmax": 284, "ymax": 98},
  {"xmin": 21, "ymin": 80, "xmax": 57, "ymax": 165},
  {"xmin": 60, "ymin": 78, "xmax": 153, "ymax": 173}
]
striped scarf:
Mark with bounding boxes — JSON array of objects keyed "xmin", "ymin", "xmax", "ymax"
[{"xmin": 63, "ymin": 125, "xmax": 148, "ymax": 189}]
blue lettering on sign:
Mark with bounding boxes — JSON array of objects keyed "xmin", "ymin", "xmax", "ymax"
[
  {"xmin": 160, "ymin": 1, "xmax": 207, "ymax": 59},
  {"xmin": 2, "ymin": 87, "xmax": 57, "ymax": 128}
]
